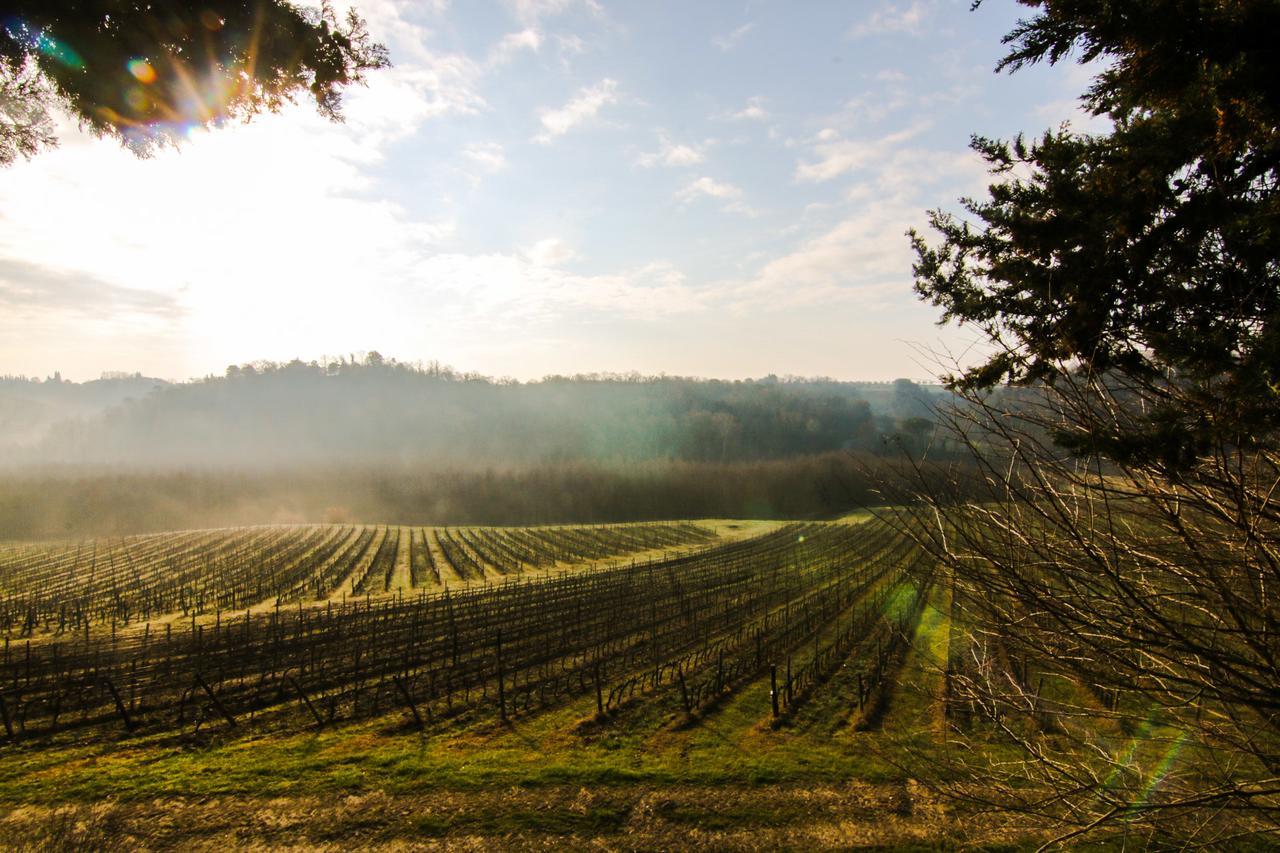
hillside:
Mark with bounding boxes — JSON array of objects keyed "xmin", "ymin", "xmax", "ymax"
[
  {"xmin": 5, "ymin": 358, "xmax": 945, "ymax": 468},
  {"xmin": 0, "ymin": 373, "xmax": 167, "ymax": 452}
]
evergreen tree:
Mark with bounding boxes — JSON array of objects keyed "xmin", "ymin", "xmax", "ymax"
[{"xmin": 911, "ymin": 0, "xmax": 1279, "ymax": 470}]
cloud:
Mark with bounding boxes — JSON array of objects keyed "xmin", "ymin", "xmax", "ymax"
[
  {"xmin": 462, "ymin": 141, "xmax": 507, "ymax": 174},
  {"xmin": 339, "ymin": 61, "xmax": 487, "ymax": 153},
  {"xmin": 723, "ymin": 96, "xmax": 769, "ymax": 121},
  {"xmin": 1034, "ymin": 98, "xmax": 1113, "ymax": 135},
  {"xmin": 677, "ymin": 176, "xmax": 742, "ymax": 202},
  {"xmin": 718, "ymin": 202, "xmax": 922, "ymax": 312},
  {"xmin": 849, "ymin": 2, "xmax": 929, "ymax": 38},
  {"xmin": 635, "ymin": 132, "xmax": 707, "ymax": 168},
  {"xmin": 0, "ymin": 72, "xmax": 463, "ymax": 378},
  {"xmin": 843, "ymin": 147, "xmax": 987, "ymax": 206},
  {"xmin": 533, "ymin": 78, "xmax": 618, "ymax": 143},
  {"xmin": 0, "ymin": 69, "xmax": 702, "ymax": 380},
  {"xmin": 795, "ymin": 123, "xmax": 929, "ymax": 183},
  {"xmin": 675, "ymin": 176, "xmax": 755, "ymax": 216},
  {"xmin": 713, "ymin": 23, "xmax": 755, "ymax": 51},
  {"xmin": 339, "ymin": 0, "xmax": 443, "ymax": 66},
  {"xmin": 525, "ymin": 238, "xmax": 578, "ymax": 267},
  {"xmin": 840, "ymin": 90, "xmax": 912, "ymax": 126},
  {"xmin": 715, "ymin": 139, "xmax": 989, "ymax": 313},
  {"xmin": 414, "ymin": 253, "xmax": 704, "ymax": 324},
  {"xmin": 0, "ymin": 257, "xmax": 182, "ymax": 318},
  {"xmin": 489, "ymin": 28, "xmax": 542, "ymax": 66}
]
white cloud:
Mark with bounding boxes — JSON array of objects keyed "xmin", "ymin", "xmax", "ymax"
[
  {"xmin": 840, "ymin": 90, "xmax": 911, "ymax": 126},
  {"xmin": 0, "ymin": 0, "xmax": 1041, "ymax": 383},
  {"xmin": 662, "ymin": 144, "xmax": 703, "ymax": 166},
  {"xmin": 675, "ymin": 176, "xmax": 755, "ymax": 216},
  {"xmin": 676, "ymin": 176, "xmax": 742, "ymax": 202},
  {"xmin": 415, "ymin": 254, "xmax": 704, "ymax": 323},
  {"xmin": 525, "ymin": 238, "xmax": 578, "ymax": 267},
  {"xmin": 340, "ymin": 61, "xmax": 487, "ymax": 153},
  {"xmin": 301, "ymin": 5, "xmax": 488, "ymax": 146},
  {"xmin": 849, "ymin": 1, "xmax": 929, "ymax": 38},
  {"xmin": 713, "ymin": 23, "xmax": 755, "ymax": 51},
  {"xmin": 1034, "ymin": 97, "xmax": 1113, "ymax": 135},
  {"xmin": 0, "ymin": 101, "xmax": 713, "ymax": 379},
  {"xmin": 844, "ymin": 147, "xmax": 987, "ymax": 204},
  {"xmin": 462, "ymin": 142, "xmax": 507, "ymax": 174},
  {"xmin": 0, "ymin": 257, "xmax": 182, "ymax": 320},
  {"xmin": 488, "ymin": 28, "xmax": 543, "ymax": 65},
  {"xmin": 334, "ymin": 0, "xmax": 441, "ymax": 65},
  {"xmin": 724, "ymin": 96, "xmax": 769, "ymax": 121},
  {"xmin": 533, "ymin": 78, "xmax": 618, "ymax": 144},
  {"xmin": 719, "ymin": 202, "xmax": 921, "ymax": 312},
  {"xmin": 635, "ymin": 132, "xmax": 707, "ymax": 168},
  {"xmin": 795, "ymin": 123, "xmax": 929, "ymax": 183},
  {"xmin": 0, "ymin": 60, "xmax": 474, "ymax": 379}
]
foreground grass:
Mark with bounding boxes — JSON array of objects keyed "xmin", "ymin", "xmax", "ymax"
[
  {"xmin": 0, "ymin": 689, "xmax": 1036, "ymax": 850},
  {"xmin": 0, "ymin": 685, "xmax": 930, "ymax": 803}
]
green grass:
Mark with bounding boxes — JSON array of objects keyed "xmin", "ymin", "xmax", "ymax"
[{"xmin": 0, "ymin": 665, "xmax": 945, "ymax": 806}]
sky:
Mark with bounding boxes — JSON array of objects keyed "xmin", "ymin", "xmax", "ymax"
[{"xmin": 0, "ymin": 0, "xmax": 1107, "ymax": 383}]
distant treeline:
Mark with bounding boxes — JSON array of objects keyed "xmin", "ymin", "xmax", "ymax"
[
  {"xmin": 0, "ymin": 453, "xmax": 972, "ymax": 541},
  {"xmin": 6, "ymin": 355, "xmax": 952, "ymax": 468}
]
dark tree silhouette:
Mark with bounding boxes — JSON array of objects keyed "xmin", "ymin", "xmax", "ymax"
[{"xmin": 0, "ymin": 1, "xmax": 389, "ymax": 162}]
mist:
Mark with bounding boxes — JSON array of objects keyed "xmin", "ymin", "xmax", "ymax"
[{"xmin": 0, "ymin": 355, "xmax": 953, "ymax": 539}]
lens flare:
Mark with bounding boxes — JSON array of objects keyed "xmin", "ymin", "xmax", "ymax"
[
  {"xmin": 124, "ymin": 87, "xmax": 150, "ymax": 113},
  {"xmin": 36, "ymin": 33, "xmax": 83, "ymax": 69},
  {"xmin": 128, "ymin": 59, "xmax": 157, "ymax": 84},
  {"xmin": 1134, "ymin": 731, "xmax": 1188, "ymax": 809},
  {"xmin": 1101, "ymin": 708, "xmax": 1159, "ymax": 792}
]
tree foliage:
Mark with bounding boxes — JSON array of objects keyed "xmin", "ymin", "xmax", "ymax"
[
  {"xmin": 900, "ymin": 1, "xmax": 1280, "ymax": 843},
  {"xmin": 0, "ymin": 1, "xmax": 389, "ymax": 161},
  {"xmin": 911, "ymin": 0, "xmax": 1279, "ymax": 469}
]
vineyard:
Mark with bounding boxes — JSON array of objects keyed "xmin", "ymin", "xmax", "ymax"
[
  {"xmin": 0, "ymin": 521, "xmax": 717, "ymax": 632},
  {"xmin": 0, "ymin": 516, "xmax": 1194, "ymax": 848},
  {"xmin": 0, "ymin": 519, "xmax": 944, "ymax": 745}
]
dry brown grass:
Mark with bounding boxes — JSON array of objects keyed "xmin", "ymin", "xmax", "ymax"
[{"xmin": 0, "ymin": 782, "xmax": 1042, "ymax": 851}]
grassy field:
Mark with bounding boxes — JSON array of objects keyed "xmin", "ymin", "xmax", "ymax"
[{"xmin": 0, "ymin": 517, "xmax": 1146, "ymax": 849}]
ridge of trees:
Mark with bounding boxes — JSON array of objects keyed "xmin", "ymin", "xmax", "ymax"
[{"xmin": 1, "ymin": 358, "xmax": 950, "ymax": 468}]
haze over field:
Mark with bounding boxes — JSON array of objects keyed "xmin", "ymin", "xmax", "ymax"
[
  {"xmin": 0, "ymin": 0, "xmax": 1101, "ymax": 384},
  {"xmin": 0, "ymin": 361, "xmax": 949, "ymax": 538}
]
